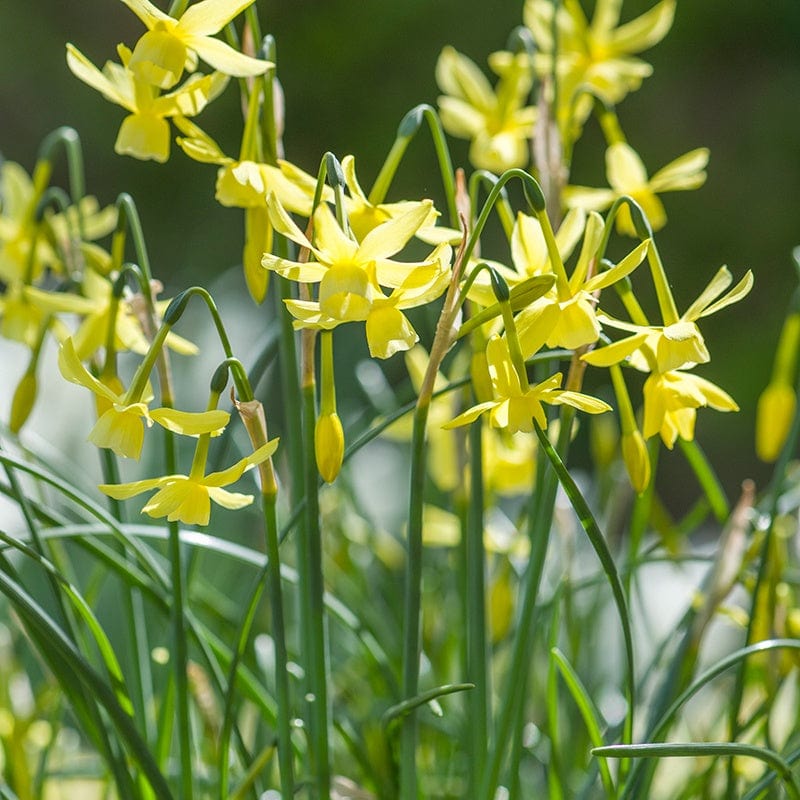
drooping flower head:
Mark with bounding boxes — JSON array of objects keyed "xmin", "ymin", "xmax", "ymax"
[
  {"xmin": 436, "ymin": 46, "xmax": 536, "ymax": 173},
  {"xmin": 120, "ymin": 0, "xmax": 272, "ymax": 89}
]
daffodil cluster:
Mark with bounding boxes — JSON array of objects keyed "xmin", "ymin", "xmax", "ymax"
[{"xmin": 66, "ymin": 0, "xmax": 272, "ymax": 163}]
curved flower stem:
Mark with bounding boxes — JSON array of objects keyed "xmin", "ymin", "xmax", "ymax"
[
  {"xmin": 369, "ymin": 104, "xmax": 458, "ymax": 227},
  {"xmin": 36, "ymin": 126, "xmax": 87, "ymax": 236},
  {"xmin": 468, "ymin": 170, "xmax": 515, "ymax": 239}
]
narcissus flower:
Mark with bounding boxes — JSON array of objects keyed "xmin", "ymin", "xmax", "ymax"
[
  {"xmin": 436, "ymin": 46, "xmax": 536, "ymax": 173},
  {"xmin": 524, "ymin": 0, "xmax": 675, "ymax": 130},
  {"xmin": 26, "ymin": 268, "xmax": 197, "ymax": 360},
  {"xmin": 468, "ymin": 209, "xmax": 586, "ymax": 308},
  {"xmin": 58, "ymin": 338, "xmax": 228, "ymax": 459},
  {"xmin": 284, "ymin": 251, "xmax": 451, "ymax": 359},
  {"xmin": 514, "ymin": 214, "xmax": 650, "ymax": 353},
  {"xmin": 263, "ymin": 193, "xmax": 439, "ymax": 294},
  {"xmin": 99, "ymin": 439, "xmax": 279, "ymax": 525},
  {"xmin": 121, "ymin": 0, "xmax": 271, "ymax": 89},
  {"xmin": 642, "ymin": 369, "xmax": 738, "ymax": 448},
  {"xmin": 564, "ymin": 142, "xmax": 709, "ymax": 236},
  {"xmin": 0, "ymin": 160, "xmax": 117, "ymax": 282},
  {"xmin": 66, "ymin": 43, "xmax": 228, "ymax": 162},
  {"xmin": 175, "ymin": 117, "xmax": 324, "ymax": 302},
  {"xmin": 584, "ymin": 266, "xmax": 753, "ymax": 374},
  {"xmin": 444, "ymin": 335, "xmax": 610, "ymax": 434}
]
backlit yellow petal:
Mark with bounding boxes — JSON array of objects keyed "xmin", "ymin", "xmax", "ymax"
[
  {"xmin": 365, "ymin": 306, "xmax": 418, "ymax": 359},
  {"xmin": 150, "ymin": 408, "xmax": 229, "ymax": 436}
]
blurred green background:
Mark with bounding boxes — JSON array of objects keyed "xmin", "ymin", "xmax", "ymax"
[{"xmin": 1, "ymin": 0, "xmax": 799, "ymax": 507}]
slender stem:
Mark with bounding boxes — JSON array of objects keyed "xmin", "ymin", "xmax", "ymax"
[
  {"xmin": 466, "ymin": 418, "xmax": 489, "ymax": 793},
  {"xmin": 368, "ymin": 104, "xmax": 458, "ymax": 227},
  {"xmin": 165, "ymin": 433, "xmax": 193, "ymax": 800},
  {"xmin": 264, "ymin": 494, "xmax": 295, "ymax": 796},
  {"xmin": 400, "ymin": 398, "xmax": 431, "ymax": 800},
  {"xmin": 302, "ymin": 380, "xmax": 331, "ymax": 799}
]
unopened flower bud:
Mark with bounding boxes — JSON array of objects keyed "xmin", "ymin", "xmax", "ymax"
[
  {"xmin": 622, "ymin": 429, "xmax": 651, "ymax": 494},
  {"xmin": 315, "ymin": 412, "xmax": 344, "ymax": 483},
  {"xmin": 756, "ymin": 381, "xmax": 796, "ymax": 463},
  {"xmin": 10, "ymin": 371, "xmax": 37, "ymax": 434}
]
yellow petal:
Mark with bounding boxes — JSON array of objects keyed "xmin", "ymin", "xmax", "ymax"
[
  {"xmin": 129, "ymin": 29, "xmax": 187, "ymax": 89},
  {"xmin": 609, "ymin": 0, "xmax": 676, "ymax": 55},
  {"xmin": 120, "ymin": 0, "xmax": 172, "ymax": 28},
  {"xmin": 115, "ymin": 114, "xmax": 171, "ymax": 163},
  {"xmin": 206, "ymin": 486, "xmax": 254, "ymax": 511},
  {"xmin": 582, "ymin": 239, "xmax": 649, "ymax": 293},
  {"xmin": 204, "ymin": 439, "xmax": 280, "ymax": 487},
  {"xmin": 89, "ymin": 406, "xmax": 147, "ymax": 459},
  {"xmin": 143, "ymin": 480, "xmax": 211, "ymax": 525},
  {"xmin": 150, "ymin": 407, "xmax": 229, "ymax": 436},
  {"xmin": 649, "ymin": 148, "xmax": 709, "ymax": 192},
  {"xmin": 186, "ymin": 35, "xmax": 271, "ymax": 77},
  {"xmin": 180, "ymin": 0, "xmax": 257, "ymax": 35},
  {"xmin": 58, "ymin": 338, "xmax": 120, "ymax": 404},
  {"xmin": 365, "ymin": 306, "xmax": 418, "ymax": 359},
  {"xmin": 442, "ymin": 401, "xmax": 497, "ymax": 430},
  {"xmin": 581, "ymin": 332, "xmax": 648, "ymax": 367},
  {"xmin": 66, "ymin": 44, "xmax": 131, "ymax": 109},
  {"xmin": 606, "ymin": 142, "xmax": 648, "ymax": 192},
  {"xmin": 357, "ymin": 201, "xmax": 433, "ymax": 263},
  {"xmin": 99, "ymin": 475, "xmax": 170, "ymax": 500}
]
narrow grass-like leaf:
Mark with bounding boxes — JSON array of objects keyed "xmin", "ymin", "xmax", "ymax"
[
  {"xmin": 595, "ymin": 742, "xmax": 800, "ymax": 800},
  {"xmin": 382, "ymin": 683, "xmax": 475, "ymax": 728},
  {"xmin": 0, "ymin": 569, "xmax": 172, "ymax": 798},
  {"xmin": 678, "ymin": 439, "xmax": 730, "ymax": 521},
  {"xmin": 742, "ymin": 745, "xmax": 800, "ymax": 800},
  {"xmin": 0, "ymin": 531, "xmax": 134, "ymax": 717},
  {"xmin": 534, "ymin": 422, "xmax": 636, "ymax": 757},
  {"xmin": 552, "ymin": 647, "xmax": 616, "ymax": 798}
]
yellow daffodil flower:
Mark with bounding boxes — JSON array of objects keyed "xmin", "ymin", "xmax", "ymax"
[
  {"xmin": 642, "ymin": 369, "xmax": 738, "ymax": 448},
  {"xmin": 99, "ymin": 439, "xmax": 279, "ymax": 525},
  {"xmin": 444, "ymin": 335, "xmax": 610, "ymax": 434},
  {"xmin": 514, "ymin": 213, "xmax": 650, "ymax": 353},
  {"xmin": 0, "ymin": 281, "xmax": 47, "ymax": 348},
  {"xmin": 175, "ymin": 117, "xmax": 325, "ymax": 301},
  {"xmin": 583, "ymin": 265, "xmax": 753, "ymax": 373},
  {"xmin": 436, "ymin": 46, "xmax": 536, "ymax": 173},
  {"xmin": 58, "ymin": 338, "xmax": 228, "ymax": 459},
  {"xmin": 0, "ymin": 160, "xmax": 116, "ymax": 282},
  {"xmin": 66, "ymin": 43, "xmax": 229, "ymax": 163},
  {"xmin": 263, "ymin": 192, "xmax": 442, "ymax": 301},
  {"xmin": 284, "ymin": 249, "xmax": 451, "ymax": 359},
  {"xmin": 524, "ymin": 0, "xmax": 675, "ymax": 131},
  {"xmin": 468, "ymin": 208, "xmax": 586, "ymax": 308},
  {"xmin": 26, "ymin": 268, "xmax": 197, "ymax": 360},
  {"xmin": 121, "ymin": 0, "xmax": 271, "ymax": 89},
  {"xmin": 564, "ymin": 142, "xmax": 709, "ymax": 235}
]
